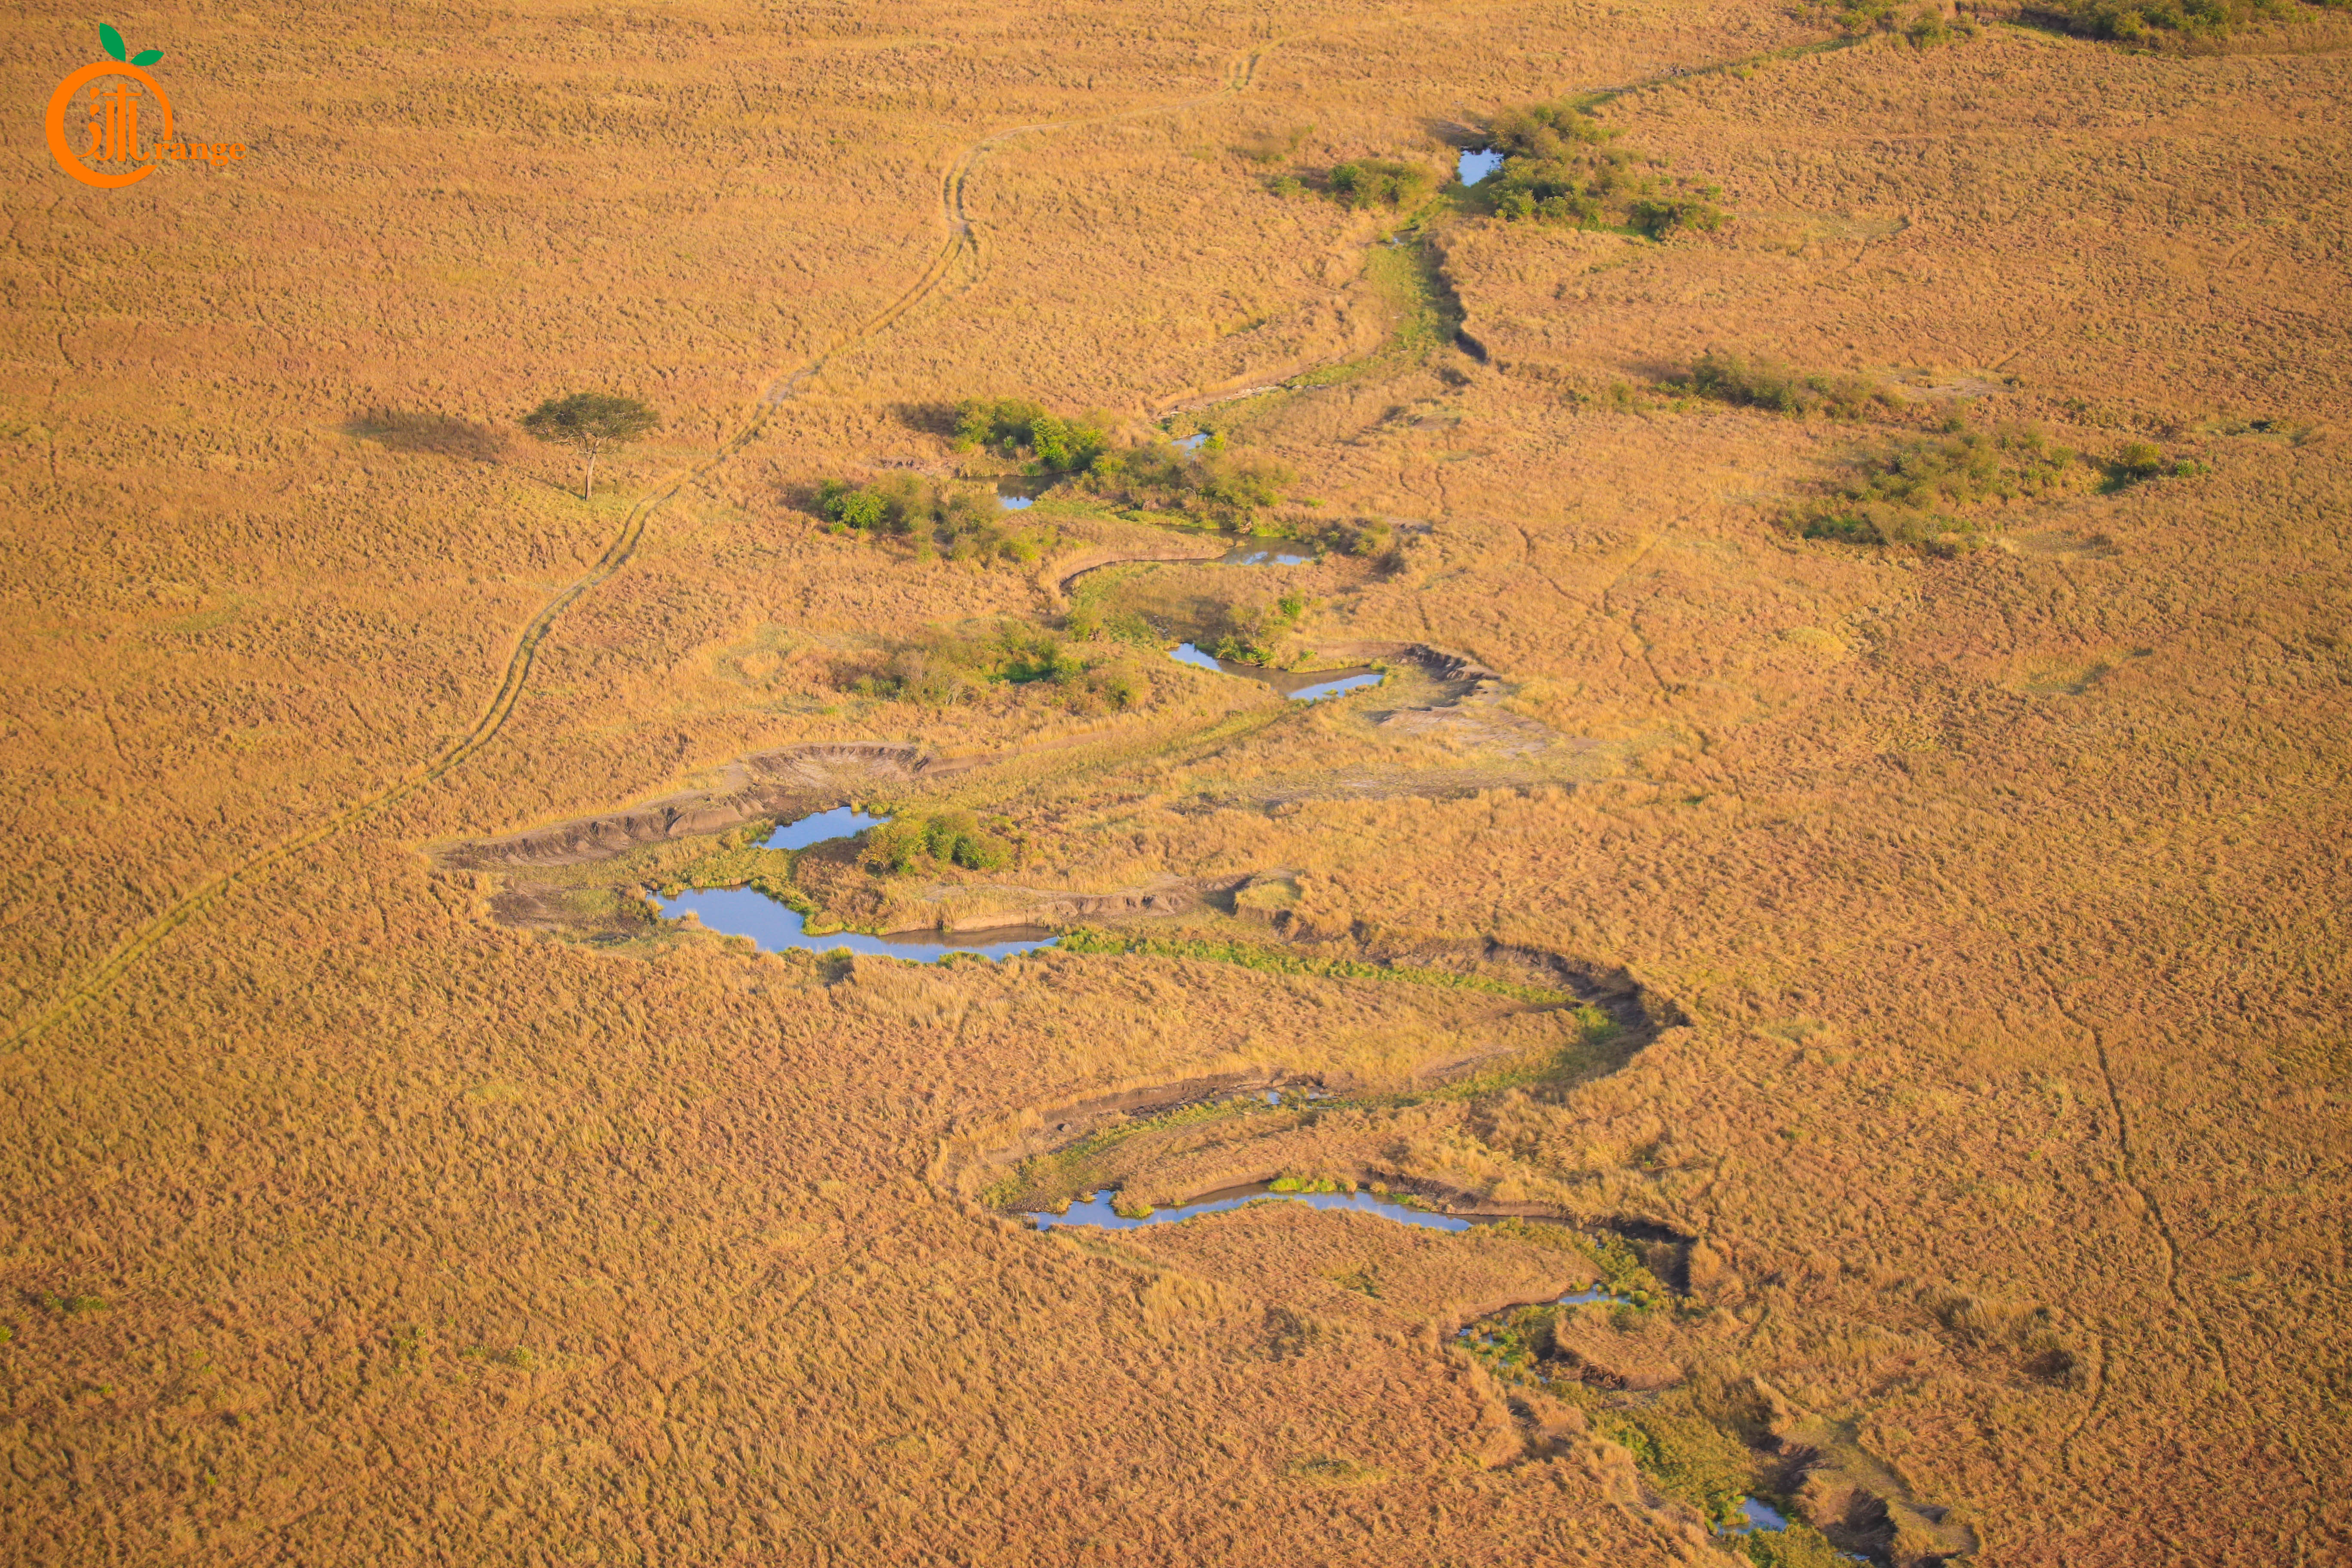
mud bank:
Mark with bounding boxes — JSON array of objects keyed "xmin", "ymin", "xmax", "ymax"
[{"xmin": 433, "ymin": 741, "xmax": 987, "ymax": 870}]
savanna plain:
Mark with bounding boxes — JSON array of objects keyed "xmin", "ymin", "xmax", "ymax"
[{"xmin": 2, "ymin": 0, "xmax": 2348, "ymax": 1564}]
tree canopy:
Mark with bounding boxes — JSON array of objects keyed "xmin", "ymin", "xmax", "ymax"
[{"xmin": 521, "ymin": 392, "xmax": 660, "ymax": 497}]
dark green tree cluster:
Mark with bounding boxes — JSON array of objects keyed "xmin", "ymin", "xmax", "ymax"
[
  {"xmin": 2057, "ymin": 0, "xmax": 2334, "ymax": 41},
  {"xmin": 1674, "ymin": 352, "xmax": 1890, "ymax": 420},
  {"xmin": 953, "ymin": 398, "xmax": 1113, "ymax": 472},
  {"xmin": 1476, "ymin": 98, "xmax": 1725, "ymax": 237},
  {"xmin": 1082, "ymin": 441, "xmax": 1295, "ymax": 527},
  {"xmin": 861, "ymin": 810, "xmax": 1014, "ymax": 875},
  {"xmin": 813, "ymin": 474, "xmax": 1053, "ymax": 564},
  {"xmin": 1326, "ymin": 159, "xmax": 1438, "ymax": 209}
]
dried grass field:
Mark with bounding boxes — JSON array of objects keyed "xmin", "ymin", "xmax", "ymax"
[{"xmin": 2, "ymin": 0, "xmax": 2348, "ymax": 1564}]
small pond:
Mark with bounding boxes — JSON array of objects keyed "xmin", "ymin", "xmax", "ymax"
[
  {"xmin": 652, "ymin": 887, "xmax": 1058, "ymax": 963},
  {"xmin": 1459, "ymin": 148, "xmax": 1504, "ymax": 186},
  {"xmin": 997, "ymin": 475, "xmax": 1058, "ymax": 511},
  {"xmin": 761, "ymin": 806, "xmax": 888, "ymax": 850},
  {"xmin": 1167, "ymin": 643, "xmax": 1383, "ymax": 702},
  {"xmin": 1031, "ymin": 1185, "xmax": 1476, "ymax": 1233},
  {"xmin": 1729, "ymin": 1499, "xmax": 1793, "ymax": 1534},
  {"xmin": 1174, "ymin": 431, "xmax": 1210, "ymax": 452},
  {"xmin": 1219, "ymin": 542, "xmax": 1314, "ymax": 567}
]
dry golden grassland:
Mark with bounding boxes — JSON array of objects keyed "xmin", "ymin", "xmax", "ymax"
[{"xmin": 2, "ymin": 0, "xmax": 2348, "ymax": 1563}]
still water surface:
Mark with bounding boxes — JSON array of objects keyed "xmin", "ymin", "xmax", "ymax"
[
  {"xmin": 653, "ymin": 887, "xmax": 1057, "ymax": 962},
  {"xmin": 1167, "ymin": 643, "xmax": 1383, "ymax": 701},
  {"xmin": 1460, "ymin": 147, "xmax": 1504, "ymax": 185},
  {"xmin": 760, "ymin": 806, "xmax": 888, "ymax": 849}
]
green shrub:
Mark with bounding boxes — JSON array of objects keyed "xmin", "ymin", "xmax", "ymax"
[
  {"xmin": 953, "ymin": 398, "xmax": 1112, "ymax": 473},
  {"xmin": 845, "ymin": 619, "xmax": 1151, "ymax": 716},
  {"xmin": 863, "ymin": 810, "xmax": 1014, "ymax": 875},
  {"xmin": 1327, "ymin": 159, "xmax": 1438, "ymax": 209},
  {"xmin": 1787, "ymin": 424, "xmax": 2087, "ymax": 550},
  {"xmin": 1675, "ymin": 352, "xmax": 1889, "ymax": 419},
  {"xmin": 1079, "ymin": 441, "xmax": 1295, "ymax": 527},
  {"xmin": 1476, "ymin": 96, "xmax": 1726, "ymax": 236},
  {"xmin": 1210, "ymin": 593, "xmax": 1307, "ymax": 665},
  {"xmin": 813, "ymin": 473, "xmax": 1058, "ymax": 565}
]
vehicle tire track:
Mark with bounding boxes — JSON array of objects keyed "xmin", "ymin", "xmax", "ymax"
[{"xmin": 4, "ymin": 50, "xmax": 1271, "ymax": 1052}]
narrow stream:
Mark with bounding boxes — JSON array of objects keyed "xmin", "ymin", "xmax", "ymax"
[
  {"xmin": 1030, "ymin": 1185, "xmax": 1477, "ymax": 1232},
  {"xmin": 1167, "ymin": 643, "xmax": 1383, "ymax": 701},
  {"xmin": 652, "ymin": 888, "xmax": 1058, "ymax": 962}
]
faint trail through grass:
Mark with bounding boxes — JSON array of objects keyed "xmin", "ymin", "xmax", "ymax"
[{"xmin": 3, "ymin": 49, "xmax": 1275, "ymax": 1051}]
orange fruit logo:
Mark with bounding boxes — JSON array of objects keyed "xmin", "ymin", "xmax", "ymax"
[{"xmin": 46, "ymin": 25, "xmax": 172, "ymax": 189}]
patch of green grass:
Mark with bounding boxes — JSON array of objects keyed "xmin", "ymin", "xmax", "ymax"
[
  {"xmin": 1733, "ymin": 1524, "xmax": 1858, "ymax": 1568},
  {"xmin": 1672, "ymin": 352, "xmax": 1890, "ymax": 420},
  {"xmin": 841, "ymin": 618, "xmax": 1153, "ymax": 714},
  {"xmin": 665, "ymin": 836, "xmax": 805, "ymax": 905},
  {"xmin": 1806, "ymin": 0, "xmax": 1981, "ymax": 45},
  {"xmin": 1786, "ymin": 422, "xmax": 2090, "ymax": 552}
]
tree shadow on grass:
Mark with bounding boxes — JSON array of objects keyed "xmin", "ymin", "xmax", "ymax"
[{"xmin": 344, "ymin": 407, "xmax": 507, "ymax": 462}]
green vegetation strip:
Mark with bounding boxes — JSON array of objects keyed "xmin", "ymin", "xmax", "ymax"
[{"xmin": 1462, "ymin": 1274, "xmax": 1853, "ymax": 1566}]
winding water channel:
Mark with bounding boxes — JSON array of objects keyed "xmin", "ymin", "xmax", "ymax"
[
  {"xmin": 1166, "ymin": 643, "xmax": 1384, "ymax": 700},
  {"xmin": 653, "ymin": 806, "xmax": 1059, "ymax": 961},
  {"xmin": 652, "ymin": 888, "xmax": 1059, "ymax": 961}
]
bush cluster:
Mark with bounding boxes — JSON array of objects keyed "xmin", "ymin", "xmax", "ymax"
[
  {"xmin": 843, "ymin": 620, "xmax": 1149, "ymax": 716},
  {"xmin": 1788, "ymin": 424, "xmax": 2088, "ymax": 549},
  {"xmin": 953, "ymin": 398, "xmax": 1112, "ymax": 472},
  {"xmin": 861, "ymin": 810, "xmax": 1013, "ymax": 875},
  {"xmin": 1790, "ymin": 425, "xmax": 2203, "ymax": 550},
  {"xmin": 1210, "ymin": 592, "xmax": 1306, "ymax": 665},
  {"xmin": 1812, "ymin": 0, "xmax": 1979, "ymax": 43},
  {"xmin": 2058, "ymin": 0, "xmax": 2306, "ymax": 40},
  {"xmin": 1674, "ymin": 352, "xmax": 1890, "ymax": 420},
  {"xmin": 1326, "ymin": 159, "xmax": 1438, "ymax": 209},
  {"xmin": 1476, "ymin": 98, "xmax": 1725, "ymax": 237},
  {"xmin": 1080, "ymin": 442, "xmax": 1297, "ymax": 528},
  {"xmin": 813, "ymin": 474, "xmax": 1055, "ymax": 564}
]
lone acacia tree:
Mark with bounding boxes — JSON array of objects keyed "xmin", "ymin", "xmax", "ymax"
[{"xmin": 521, "ymin": 392, "xmax": 660, "ymax": 499}]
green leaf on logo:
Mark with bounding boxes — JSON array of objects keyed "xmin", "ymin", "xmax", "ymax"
[
  {"xmin": 131, "ymin": 48, "xmax": 163, "ymax": 66},
  {"xmin": 100, "ymin": 23, "xmax": 127, "ymax": 61}
]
